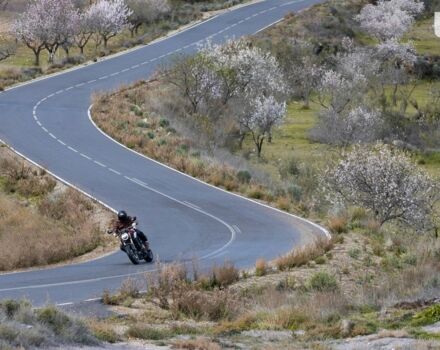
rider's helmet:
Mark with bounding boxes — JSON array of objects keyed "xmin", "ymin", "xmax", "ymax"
[{"xmin": 118, "ymin": 210, "xmax": 128, "ymax": 222}]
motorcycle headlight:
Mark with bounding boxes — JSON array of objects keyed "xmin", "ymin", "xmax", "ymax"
[{"xmin": 121, "ymin": 233, "xmax": 129, "ymax": 241}]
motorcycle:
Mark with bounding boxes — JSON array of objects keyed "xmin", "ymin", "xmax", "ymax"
[{"xmin": 110, "ymin": 221, "xmax": 153, "ymax": 265}]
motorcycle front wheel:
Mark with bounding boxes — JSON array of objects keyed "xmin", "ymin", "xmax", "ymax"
[{"xmin": 125, "ymin": 246, "xmax": 140, "ymax": 265}]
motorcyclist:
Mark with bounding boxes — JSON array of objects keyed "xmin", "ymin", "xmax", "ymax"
[{"xmin": 108, "ymin": 210, "xmax": 150, "ymax": 252}]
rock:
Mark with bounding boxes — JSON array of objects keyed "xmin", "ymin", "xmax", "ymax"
[
  {"xmin": 340, "ymin": 319, "xmax": 355, "ymax": 336},
  {"xmin": 422, "ymin": 321, "xmax": 440, "ymax": 334},
  {"xmin": 241, "ymin": 330, "xmax": 292, "ymax": 341},
  {"xmin": 293, "ymin": 329, "xmax": 305, "ymax": 336}
]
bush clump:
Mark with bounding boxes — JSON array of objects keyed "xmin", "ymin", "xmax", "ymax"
[
  {"xmin": 308, "ymin": 272, "xmax": 338, "ymax": 292},
  {"xmin": 412, "ymin": 304, "xmax": 440, "ymax": 326}
]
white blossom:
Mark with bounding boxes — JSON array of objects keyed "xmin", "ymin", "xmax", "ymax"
[
  {"xmin": 12, "ymin": 0, "xmax": 79, "ymax": 64},
  {"xmin": 201, "ymin": 40, "xmax": 287, "ymax": 103},
  {"xmin": 324, "ymin": 144, "xmax": 438, "ymax": 229},
  {"xmin": 315, "ymin": 106, "xmax": 382, "ymax": 146},
  {"xmin": 239, "ymin": 95, "xmax": 286, "ymax": 157},
  {"xmin": 355, "ymin": 0, "xmax": 424, "ymax": 41},
  {"xmin": 87, "ymin": 0, "xmax": 132, "ymax": 48},
  {"xmin": 375, "ymin": 39, "xmax": 417, "ymax": 64}
]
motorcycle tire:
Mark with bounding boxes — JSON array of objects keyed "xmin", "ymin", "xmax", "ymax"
[
  {"xmin": 144, "ymin": 249, "xmax": 153, "ymax": 263},
  {"xmin": 126, "ymin": 246, "xmax": 140, "ymax": 265}
]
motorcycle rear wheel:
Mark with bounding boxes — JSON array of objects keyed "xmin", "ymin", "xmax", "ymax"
[{"xmin": 126, "ymin": 246, "xmax": 140, "ymax": 265}]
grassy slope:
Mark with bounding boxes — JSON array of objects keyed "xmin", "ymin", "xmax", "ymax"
[
  {"xmin": 0, "ymin": 145, "xmax": 114, "ymax": 271},
  {"xmin": 406, "ymin": 16, "xmax": 440, "ymax": 56},
  {"xmin": 247, "ymin": 16, "xmax": 440, "ymax": 179}
]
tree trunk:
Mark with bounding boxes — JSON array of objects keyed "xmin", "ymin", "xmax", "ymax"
[
  {"xmin": 256, "ymin": 137, "xmax": 264, "ymax": 158},
  {"xmin": 238, "ymin": 132, "xmax": 246, "ymax": 149},
  {"xmin": 33, "ymin": 50, "xmax": 40, "ymax": 66}
]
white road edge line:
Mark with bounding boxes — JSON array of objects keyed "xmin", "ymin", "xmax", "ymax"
[
  {"xmin": 254, "ymin": 18, "xmax": 285, "ymax": 34},
  {"xmin": 108, "ymin": 168, "xmax": 121, "ymax": 175},
  {"xmin": 124, "ymin": 174, "xmax": 236, "ymax": 260},
  {"xmin": 94, "ymin": 160, "xmax": 106, "ymax": 167},
  {"xmin": 183, "ymin": 201, "xmax": 201, "ymax": 210},
  {"xmin": 80, "ymin": 153, "xmax": 92, "ymax": 160}
]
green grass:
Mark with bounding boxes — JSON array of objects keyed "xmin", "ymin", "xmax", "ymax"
[
  {"xmin": 405, "ymin": 17, "xmax": 440, "ymax": 56},
  {"xmin": 243, "ymin": 101, "xmax": 337, "ymax": 178}
]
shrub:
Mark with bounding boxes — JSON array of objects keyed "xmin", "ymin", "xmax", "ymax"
[
  {"xmin": 348, "ymin": 248, "xmax": 360, "ymax": 259},
  {"xmin": 276, "ymin": 197, "xmax": 291, "ymax": 211},
  {"xmin": 126, "ymin": 325, "xmax": 172, "ymax": 340},
  {"xmin": 0, "ymin": 158, "xmax": 56, "ymax": 197},
  {"xmin": 210, "ymin": 262, "xmax": 240, "ymax": 288},
  {"xmin": 172, "ymin": 337, "xmax": 221, "ymax": 350},
  {"xmin": 255, "ymin": 258, "xmax": 268, "ymax": 276},
  {"xmin": 89, "ymin": 321, "xmax": 120, "ymax": 343},
  {"xmin": 137, "ymin": 120, "xmax": 150, "ymax": 128},
  {"xmin": 279, "ymin": 156, "xmax": 301, "ymax": 179},
  {"xmin": 287, "ymin": 184, "xmax": 303, "ymax": 202},
  {"xmin": 0, "ymin": 300, "xmax": 21, "ymax": 319},
  {"xmin": 173, "ymin": 288, "xmax": 239, "ymax": 321},
  {"xmin": 275, "ymin": 237, "xmax": 334, "ymax": 271},
  {"xmin": 412, "ymin": 304, "xmax": 440, "ymax": 326},
  {"xmin": 237, "ymin": 170, "xmax": 251, "ymax": 184},
  {"xmin": 308, "ymin": 272, "xmax": 338, "ymax": 292},
  {"xmin": 247, "ymin": 186, "xmax": 265, "ymax": 200},
  {"xmin": 159, "ymin": 118, "xmax": 170, "ymax": 127},
  {"xmin": 314, "ymin": 256, "xmax": 326, "ymax": 265},
  {"xmin": 328, "ymin": 215, "xmax": 348, "ymax": 234}
]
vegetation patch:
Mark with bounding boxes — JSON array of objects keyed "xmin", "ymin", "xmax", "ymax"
[{"xmin": 0, "ymin": 146, "xmax": 113, "ymax": 271}]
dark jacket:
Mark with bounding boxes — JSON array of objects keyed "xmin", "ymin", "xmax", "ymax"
[{"xmin": 111, "ymin": 216, "xmax": 136, "ymax": 233}]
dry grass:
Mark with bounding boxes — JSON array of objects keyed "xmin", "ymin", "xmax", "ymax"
[
  {"xmin": 274, "ymin": 237, "xmax": 334, "ymax": 271},
  {"xmin": 0, "ymin": 146, "xmax": 112, "ymax": 271},
  {"xmin": 142, "ymin": 261, "xmax": 243, "ymax": 321},
  {"xmin": 0, "ymin": 300, "xmax": 98, "ymax": 348},
  {"xmin": 172, "ymin": 337, "xmax": 221, "ymax": 350},
  {"xmin": 327, "ymin": 215, "xmax": 348, "ymax": 234},
  {"xmin": 255, "ymin": 258, "xmax": 268, "ymax": 276}
]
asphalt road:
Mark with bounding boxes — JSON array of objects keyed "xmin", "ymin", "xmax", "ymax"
[{"xmin": 0, "ymin": 0, "xmax": 327, "ymax": 306}]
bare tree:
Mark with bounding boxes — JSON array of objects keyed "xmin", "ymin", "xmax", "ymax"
[
  {"xmin": 162, "ymin": 53, "xmax": 220, "ymax": 114},
  {"xmin": 0, "ymin": 40, "xmax": 15, "ymax": 62},
  {"xmin": 74, "ymin": 11, "xmax": 94, "ymax": 54},
  {"xmin": 126, "ymin": 0, "xmax": 170, "ymax": 37}
]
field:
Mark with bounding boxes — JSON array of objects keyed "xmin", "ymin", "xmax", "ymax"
[
  {"xmin": 0, "ymin": 144, "xmax": 114, "ymax": 271},
  {"xmin": 406, "ymin": 17, "xmax": 440, "ymax": 56}
]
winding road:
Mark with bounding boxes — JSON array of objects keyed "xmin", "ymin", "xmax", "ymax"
[{"xmin": 0, "ymin": 0, "xmax": 327, "ymax": 306}]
